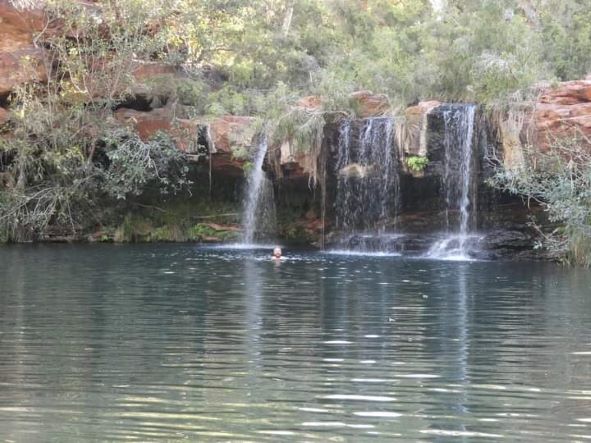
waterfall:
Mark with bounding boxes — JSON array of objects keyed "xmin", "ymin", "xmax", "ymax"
[
  {"xmin": 427, "ymin": 104, "xmax": 480, "ymax": 259},
  {"xmin": 241, "ymin": 138, "xmax": 276, "ymax": 245},
  {"xmin": 332, "ymin": 117, "xmax": 401, "ymax": 253}
]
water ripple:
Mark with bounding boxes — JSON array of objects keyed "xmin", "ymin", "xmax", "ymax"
[{"xmin": 0, "ymin": 244, "xmax": 590, "ymax": 441}]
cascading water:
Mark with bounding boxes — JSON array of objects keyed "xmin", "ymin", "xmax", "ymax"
[
  {"xmin": 332, "ymin": 117, "xmax": 402, "ymax": 253},
  {"xmin": 427, "ymin": 104, "xmax": 481, "ymax": 260},
  {"xmin": 241, "ymin": 138, "xmax": 276, "ymax": 245}
]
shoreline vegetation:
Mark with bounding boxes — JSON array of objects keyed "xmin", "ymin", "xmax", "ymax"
[{"xmin": 1, "ymin": 0, "xmax": 590, "ymax": 264}]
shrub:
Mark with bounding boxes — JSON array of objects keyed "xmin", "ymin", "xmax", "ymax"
[
  {"xmin": 489, "ymin": 135, "xmax": 591, "ymax": 266},
  {"xmin": 406, "ymin": 155, "xmax": 429, "ymax": 173}
]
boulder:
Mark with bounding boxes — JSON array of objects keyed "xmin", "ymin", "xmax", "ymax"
[
  {"xmin": 131, "ymin": 61, "xmax": 180, "ymax": 105},
  {"xmin": 534, "ymin": 79, "xmax": 591, "ymax": 151},
  {"xmin": 349, "ymin": 90, "xmax": 391, "ymax": 118},
  {"xmin": 132, "ymin": 61, "xmax": 178, "ymax": 82},
  {"xmin": 0, "ymin": 1, "xmax": 46, "ymax": 52}
]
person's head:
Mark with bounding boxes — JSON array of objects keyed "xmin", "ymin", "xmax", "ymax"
[{"xmin": 273, "ymin": 247, "xmax": 282, "ymax": 258}]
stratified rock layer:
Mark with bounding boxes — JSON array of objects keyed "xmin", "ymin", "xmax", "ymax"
[{"xmin": 534, "ymin": 79, "xmax": 591, "ymax": 151}]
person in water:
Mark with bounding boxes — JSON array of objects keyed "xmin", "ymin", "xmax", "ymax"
[{"xmin": 272, "ymin": 247, "xmax": 282, "ymax": 259}]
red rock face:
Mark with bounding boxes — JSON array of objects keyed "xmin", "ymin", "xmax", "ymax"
[
  {"xmin": 208, "ymin": 116, "xmax": 256, "ymax": 154},
  {"xmin": 114, "ymin": 108, "xmax": 173, "ymax": 140},
  {"xmin": 349, "ymin": 90, "xmax": 391, "ymax": 118},
  {"xmin": 534, "ymin": 79, "xmax": 591, "ymax": 151},
  {"xmin": 0, "ymin": 1, "xmax": 48, "ymax": 96},
  {"xmin": 0, "ymin": 1, "xmax": 45, "ymax": 51},
  {"xmin": 114, "ymin": 108, "xmax": 257, "ymax": 176},
  {"xmin": 115, "ymin": 109, "xmax": 255, "ymax": 148},
  {"xmin": 0, "ymin": 47, "xmax": 47, "ymax": 96}
]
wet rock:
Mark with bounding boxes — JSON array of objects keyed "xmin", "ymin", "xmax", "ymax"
[
  {"xmin": 338, "ymin": 163, "xmax": 376, "ymax": 179},
  {"xmin": 479, "ymin": 229, "xmax": 537, "ymax": 259},
  {"xmin": 278, "ymin": 139, "xmax": 318, "ymax": 183},
  {"xmin": 403, "ymin": 100, "xmax": 441, "ymax": 157}
]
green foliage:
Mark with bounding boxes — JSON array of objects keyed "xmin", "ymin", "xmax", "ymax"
[
  {"xmin": 2, "ymin": 0, "xmax": 591, "ymax": 245},
  {"xmin": 406, "ymin": 155, "xmax": 429, "ymax": 173},
  {"xmin": 187, "ymin": 223, "xmax": 239, "ymax": 242},
  {"xmin": 112, "ymin": 216, "xmax": 239, "ymax": 243},
  {"xmin": 103, "ymin": 131, "xmax": 191, "ymax": 200},
  {"xmin": 538, "ymin": 0, "xmax": 591, "ymax": 81},
  {"xmin": 231, "ymin": 147, "xmax": 250, "ymax": 161},
  {"xmin": 490, "ymin": 136, "xmax": 591, "ymax": 266},
  {"xmin": 114, "ymin": 214, "xmax": 153, "ymax": 242},
  {"xmin": 0, "ymin": 0, "xmax": 193, "ymax": 242}
]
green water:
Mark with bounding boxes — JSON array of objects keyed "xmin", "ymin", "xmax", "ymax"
[{"xmin": 1, "ymin": 244, "xmax": 590, "ymax": 441}]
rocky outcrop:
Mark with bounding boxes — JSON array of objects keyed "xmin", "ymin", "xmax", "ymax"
[
  {"xmin": 0, "ymin": 1, "xmax": 47, "ymax": 96},
  {"xmin": 293, "ymin": 92, "xmax": 391, "ymax": 118},
  {"xmin": 277, "ymin": 139, "xmax": 319, "ymax": 183},
  {"xmin": 208, "ymin": 115, "xmax": 256, "ymax": 154},
  {"xmin": 402, "ymin": 100, "xmax": 441, "ymax": 157},
  {"xmin": 349, "ymin": 90, "xmax": 391, "ymax": 118},
  {"xmin": 0, "ymin": 0, "xmax": 588, "ymax": 257},
  {"xmin": 207, "ymin": 115, "xmax": 257, "ymax": 176},
  {"xmin": 114, "ymin": 108, "xmax": 176, "ymax": 140},
  {"xmin": 295, "ymin": 95, "xmax": 323, "ymax": 111},
  {"xmin": 0, "ymin": 1, "xmax": 45, "ymax": 51},
  {"xmin": 534, "ymin": 78, "xmax": 591, "ymax": 151},
  {"xmin": 114, "ymin": 107, "xmax": 258, "ymax": 176}
]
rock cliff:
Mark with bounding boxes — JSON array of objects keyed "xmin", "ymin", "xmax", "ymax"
[{"xmin": 0, "ymin": 1, "xmax": 589, "ymax": 256}]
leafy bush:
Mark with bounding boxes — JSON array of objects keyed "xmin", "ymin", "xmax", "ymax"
[
  {"xmin": 103, "ymin": 131, "xmax": 191, "ymax": 200},
  {"xmin": 490, "ymin": 135, "xmax": 591, "ymax": 266},
  {"xmin": 406, "ymin": 155, "xmax": 429, "ymax": 173}
]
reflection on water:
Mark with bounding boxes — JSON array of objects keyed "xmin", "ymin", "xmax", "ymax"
[{"xmin": 1, "ymin": 244, "xmax": 591, "ymax": 441}]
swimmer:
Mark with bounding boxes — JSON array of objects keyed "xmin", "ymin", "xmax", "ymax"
[{"xmin": 272, "ymin": 246, "xmax": 282, "ymax": 259}]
